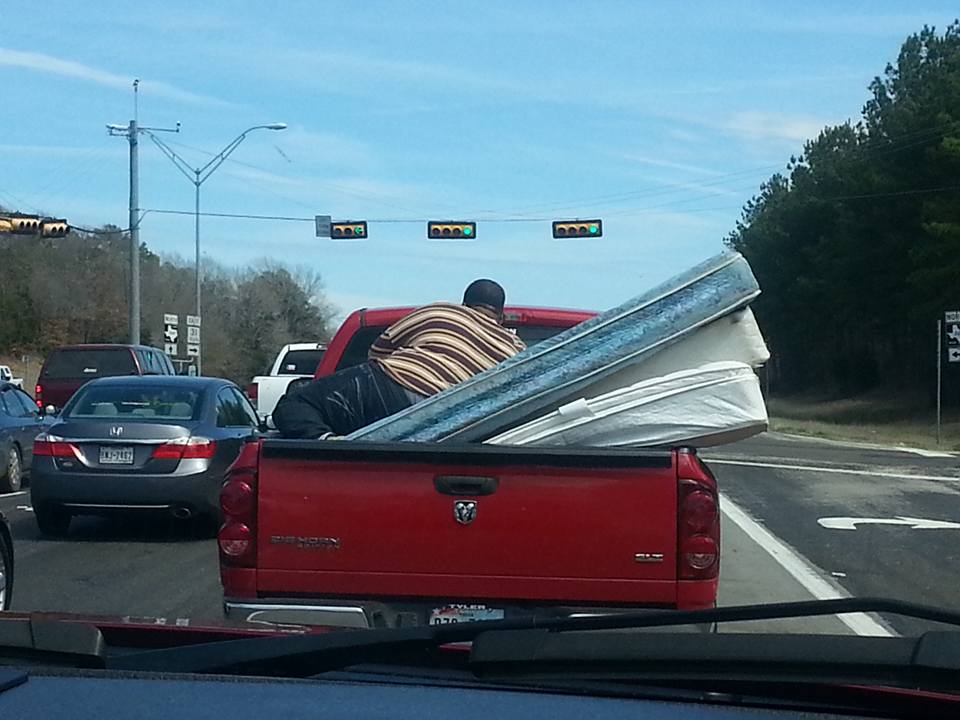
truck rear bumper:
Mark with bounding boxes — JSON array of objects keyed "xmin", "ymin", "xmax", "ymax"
[
  {"xmin": 224, "ymin": 599, "xmax": 370, "ymax": 629},
  {"xmin": 224, "ymin": 596, "xmax": 715, "ymax": 632}
]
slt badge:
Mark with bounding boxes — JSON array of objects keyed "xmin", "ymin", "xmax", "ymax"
[{"xmin": 454, "ymin": 500, "xmax": 477, "ymax": 525}]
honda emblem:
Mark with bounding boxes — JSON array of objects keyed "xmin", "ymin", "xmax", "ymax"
[
  {"xmin": 454, "ymin": 500, "xmax": 477, "ymax": 525},
  {"xmin": 109, "ymin": 426, "xmax": 124, "ymax": 438}
]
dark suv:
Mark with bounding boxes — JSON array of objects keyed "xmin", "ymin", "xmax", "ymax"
[{"xmin": 36, "ymin": 345, "xmax": 176, "ymax": 411}]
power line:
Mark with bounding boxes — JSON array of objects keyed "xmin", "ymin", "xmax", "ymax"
[{"xmin": 141, "ymin": 208, "xmax": 557, "ymax": 223}]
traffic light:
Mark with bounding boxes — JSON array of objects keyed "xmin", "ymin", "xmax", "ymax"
[
  {"xmin": 40, "ymin": 218, "xmax": 69, "ymax": 237},
  {"xmin": 0, "ymin": 213, "xmax": 42, "ymax": 235},
  {"xmin": 552, "ymin": 219, "xmax": 602, "ymax": 238},
  {"xmin": 427, "ymin": 221, "xmax": 476, "ymax": 239},
  {"xmin": 330, "ymin": 221, "xmax": 368, "ymax": 239}
]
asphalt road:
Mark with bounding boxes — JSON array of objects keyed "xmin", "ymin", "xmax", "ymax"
[
  {"xmin": 705, "ymin": 432, "xmax": 960, "ymax": 637},
  {"xmin": 1, "ymin": 431, "xmax": 958, "ymax": 636}
]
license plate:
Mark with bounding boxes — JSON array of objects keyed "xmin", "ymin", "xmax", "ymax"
[
  {"xmin": 99, "ymin": 446, "xmax": 134, "ymax": 464},
  {"xmin": 429, "ymin": 604, "xmax": 505, "ymax": 625}
]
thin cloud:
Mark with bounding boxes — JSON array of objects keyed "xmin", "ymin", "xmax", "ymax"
[
  {"xmin": 722, "ymin": 111, "xmax": 833, "ymax": 143},
  {"xmin": 623, "ymin": 154, "xmax": 726, "ymax": 177},
  {"xmin": 0, "ymin": 47, "xmax": 237, "ymax": 108}
]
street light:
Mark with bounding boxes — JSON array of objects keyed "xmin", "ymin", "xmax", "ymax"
[{"xmin": 146, "ymin": 123, "xmax": 286, "ymax": 374}]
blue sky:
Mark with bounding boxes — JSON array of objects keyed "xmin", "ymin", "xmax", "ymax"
[{"xmin": 2, "ymin": 1, "xmax": 957, "ymax": 320}]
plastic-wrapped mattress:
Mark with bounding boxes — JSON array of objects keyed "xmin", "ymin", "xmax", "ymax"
[
  {"xmin": 487, "ymin": 361, "xmax": 767, "ymax": 448},
  {"xmin": 349, "ymin": 251, "xmax": 763, "ymax": 443}
]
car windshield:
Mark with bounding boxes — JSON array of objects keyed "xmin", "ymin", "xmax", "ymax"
[
  {"xmin": 41, "ymin": 349, "xmax": 137, "ymax": 379},
  {"xmin": 277, "ymin": 349, "xmax": 325, "ymax": 375},
  {"xmin": 5, "ymin": 2, "xmax": 960, "ymax": 688},
  {"xmin": 65, "ymin": 385, "xmax": 203, "ymax": 421}
]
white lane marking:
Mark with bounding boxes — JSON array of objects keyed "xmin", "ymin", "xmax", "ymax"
[
  {"xmin": 705, "ymin": 457, "xmax": 960, "ymax": 483},
  {"xmin": 0, "ymin": 491, "xmax": 27, "ymax": 498},
  {"xmin": 721, "ymin": 493, "xmax": 894, "ymax": 637},
  {"xmin": 15, "ymin": 505, "xmax": 33, "ymax": 513},
  {"xmin": 768, "ymin": 432, "xmax": 955, "ymax": 458},
  {"xmin": 910, "ymin": 448, "xmax": 956, "ymax": 458},
  {"xmin": 818, "ymin": 516, "xmax": 960, "ymax": 531}
]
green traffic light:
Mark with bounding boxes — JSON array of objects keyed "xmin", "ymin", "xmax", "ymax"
[
  {"xmin": 589, "ymin": 225, "xmax": 598, "ymax": 234},
  {"xmin": 464, "ymin": 226, "xmax": 473, "ymax": 236}
]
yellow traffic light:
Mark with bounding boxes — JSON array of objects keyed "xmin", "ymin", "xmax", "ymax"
[
  {"xmin": 427, "ymin": 221, "xmax": 476, "ymax": 239},
  {"xmin": 41, "ymin": 218, "xmax": 69, "ymax": 237},
  {"xmin": 552, "ymin": 219, "xmax": 602, "ymax": 238},
  {"xmin": 331, "ymin": 221, "xmax": 368, "ymax": 239}
]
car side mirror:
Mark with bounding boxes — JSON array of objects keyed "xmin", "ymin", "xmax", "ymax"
[{"xmin": 258, "ymin": 418, "xmax": 270, "ymax": 433}]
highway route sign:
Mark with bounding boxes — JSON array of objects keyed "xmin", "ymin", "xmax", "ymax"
[
  {"xmin": 950, "ymin": 347, "xmax": 960, "ymax": 363},
  {"xmin": 186, "ymin": 344, "xmax": 200, "ymax": 357},
  {"xmin": 187, "ymin": 326, "xmax": 200, "ymax": 343},
  {"xmin": 164, "ymin": 343, "xmax": 177, "ymax": 356}
]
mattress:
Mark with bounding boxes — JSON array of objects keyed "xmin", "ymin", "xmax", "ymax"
[
  {"xmin": 487, "ymin": 361, "xmax": 768, "ymax": 448},
  {"xmin": 349, "ymin": 251, "xmax": 763, "ymax": 443}
]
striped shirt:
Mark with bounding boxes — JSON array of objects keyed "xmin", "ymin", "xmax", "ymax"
[{"xmin": 368, "ymin": 302, "xmax": 526, "ymax": 396}]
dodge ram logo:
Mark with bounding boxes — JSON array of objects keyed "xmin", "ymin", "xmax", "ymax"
[{"xmin": 454, "ymin": 501, "xmax": 477, "ymax": 525}]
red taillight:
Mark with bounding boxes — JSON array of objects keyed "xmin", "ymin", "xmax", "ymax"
[
  {"xmin": 34, "ymin": 437, "xmax": 79, "ymax": 458},
  {"xmin": 218, "ymin": 522, "xmax": 252, "ymax": 558},
  {"xmin": 35, "ymin": 384, "xmax": 43, "ymax": 407},
  {"xmin": 151, "ymin": 437, "xmax": 217, "ymax": 460},
  {"xmin": 245, "ymin": 382, "xmax": 258, "ymax": 403},
  {"xmin": 677, "ymin": 451, "xmax": 720, "ymax": 580},
  {"xmin": 683, "ymin": 490, "xmax": 718, "ymax": 534},
  {"xmin": 218, "ymin": 441, "xmax": 260, "ymax": 568},
  {"xmin": 220, "ymin": 480, "xmax": 254, "ymax": 517}
]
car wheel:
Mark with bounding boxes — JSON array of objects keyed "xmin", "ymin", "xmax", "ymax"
[
  {"xmin": 0, "ymin": 530, "xmax": 12, "ymax": 610},
  {"xmin": 0, "ymin": 446, "xmax": 22, "ymax": 494},
  {"xmin": 35, "ymin": 505, "xmax": 71, "ymax": 537}
]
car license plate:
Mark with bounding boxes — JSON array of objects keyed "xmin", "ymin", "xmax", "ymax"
[
  {"xmin": 429, "ymin": 604, "xmax": 505, "ymax": 625},
  {"xmin": 99, "ymin": 446, "xmax": 134, "ymax": 464}
]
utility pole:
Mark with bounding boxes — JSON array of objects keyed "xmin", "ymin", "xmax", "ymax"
[
  {"xmin": 107, "ymin": 79, "xmax": 180, "ymax": 346},
  {"xmin": 128, "ymin": 114, "xmax": 139, "ymax": 344}
]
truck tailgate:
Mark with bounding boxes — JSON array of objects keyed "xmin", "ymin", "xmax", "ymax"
[{"xmin": 255, "ymin": 442, "xmax": 679, "ymax": 604}]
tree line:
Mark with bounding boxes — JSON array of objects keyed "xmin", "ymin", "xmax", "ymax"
[
  {"xmin": 0, "ymin": 224, "xmax": 335, "ymax": 383},
  {"xmin": 726, "ymin": 22, "xmax": 960, "ymax": 404}
]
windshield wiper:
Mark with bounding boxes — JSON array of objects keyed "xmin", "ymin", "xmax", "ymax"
[
  {"xmin": 110, "ymin": 597, "xmax": 960, "ymax": 678},
  {"xmin": 0, "ymin": 617, "xmax": 105, "ymax": 669}
]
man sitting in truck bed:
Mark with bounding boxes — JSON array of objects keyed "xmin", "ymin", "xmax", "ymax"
[{"xmin": 273, "ymin": 279, "xmax": 526, "ymax": 438}]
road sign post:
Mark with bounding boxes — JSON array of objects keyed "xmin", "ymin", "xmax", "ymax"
[
  {"xmin": 185, "ymin": 315, "xmax": 201, "ymax": 370},
  {"xmin": 937, "ymin": 319, "xmax": 943, "ymax": 446},
  {"xmin": 163, "ymin": 313, "xmax": 179, "ymax": 359},
  {"xmin": 938, "ymin": 310, "xmax": 960, "ymax": 445}
]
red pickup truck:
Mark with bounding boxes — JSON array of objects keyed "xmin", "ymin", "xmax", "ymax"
[{"xmin": 218, "ymin": 306, "xmax": 720, "ymax": 629}]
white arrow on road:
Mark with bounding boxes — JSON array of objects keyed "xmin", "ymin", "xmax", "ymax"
[{"xmin": 818, "ymin": 516, "xmax": 960, "ymax": 530}]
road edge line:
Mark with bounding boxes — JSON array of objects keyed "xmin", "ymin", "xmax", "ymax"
[
  {"xmin": 769, "ymin": 431, "xmax": 955, "ymax": 458},
  {"xmin": 705, "ymin": 458, "xmax": 960, "ymax": 483},
  {"xmin": 720, "ymin": 492, "xmax": 895, "ymax": 637}
]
